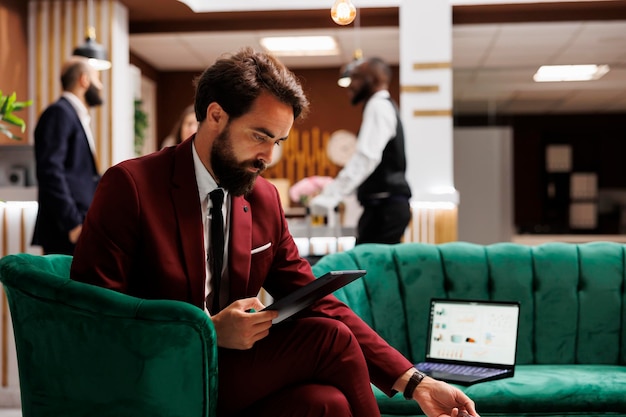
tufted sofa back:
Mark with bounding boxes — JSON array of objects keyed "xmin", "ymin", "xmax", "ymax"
[{"xmin": 311, "ymin": 241, "xmax": 626, "ymax": 366}]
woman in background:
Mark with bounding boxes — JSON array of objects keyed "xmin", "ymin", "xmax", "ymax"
[{"xmin": 160, "ymin": 104, "xmax": 198, "ymax": 148}]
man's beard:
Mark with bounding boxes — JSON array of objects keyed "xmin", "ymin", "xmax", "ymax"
[
  {"xmin": 85, "ymin": 83, "xmax": 103, "ymax": 107},
  {"xmin": 350, "ymin": 84, "xmax": 369, "ymax": 106},
  {"xmin": 211, "ymin": 127, "xmax": 266, "ymax": 196}
]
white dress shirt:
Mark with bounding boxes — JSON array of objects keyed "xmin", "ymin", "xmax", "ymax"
[{"xmin": 62, "ymin": 91, "xmax": 97, "ymax": 157}]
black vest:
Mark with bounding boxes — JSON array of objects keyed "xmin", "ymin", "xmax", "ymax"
[{"xmin": 357, "ymin": 98, "xmax": 412, "ymax": 203}]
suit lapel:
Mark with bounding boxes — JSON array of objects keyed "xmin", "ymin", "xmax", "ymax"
[
  {"xmin": 229, "ymin": 195, "xmax": 252, "ymax": 300},
  {"xmin": 171, "ymin": 139, "xmax": 206, "ymax": 308}
]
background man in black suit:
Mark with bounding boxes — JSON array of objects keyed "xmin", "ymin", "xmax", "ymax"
[{"xmin": 32, "ymin": 56, "xmax": 104, "ymax": 255}]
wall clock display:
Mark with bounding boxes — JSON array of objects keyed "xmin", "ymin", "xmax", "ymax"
[{"xmin": 327, "ymin": 129, "xmax": 357, "ymax": 166}]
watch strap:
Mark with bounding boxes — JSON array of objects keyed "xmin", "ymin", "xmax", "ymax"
[{"xmin": 403, "ymin": 370, "xmax": 426, "ymax": 400}]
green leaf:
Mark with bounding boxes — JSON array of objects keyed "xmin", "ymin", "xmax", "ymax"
[
  {"xmin": 12, "ymin": 100, "xmax": 33, "ymax": 111},
  {"xmin": 0, "ymin": 94, "xmax": 9, "ymax": 115},
  {"xmin": 3, "ymin": 113, "xmax": 26, "ymax": 131},
  {"xmin": 5, "ymin": 92, "xmax": 16, "ymax": 112},
  {"xmin": 0, "ymin": 90, "xmax": 32, "ymax": 140}
]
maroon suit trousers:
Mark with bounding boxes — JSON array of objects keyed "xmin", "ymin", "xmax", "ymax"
[{"xmin": 217, "ymin": 317, "xmax": 382, "ymax": 417}]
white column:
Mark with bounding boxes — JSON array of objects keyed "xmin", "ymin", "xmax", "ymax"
[
  {"xmin": 108, "ymin": 1, "xmax": 134, "ymax": 165},
  {"xmin": 399, "ymin": 0, "xmax": 458, "ymax": 243},
  {"xmin": 399, "ymin": 0, "xmax": 457, "ymax": 204}
]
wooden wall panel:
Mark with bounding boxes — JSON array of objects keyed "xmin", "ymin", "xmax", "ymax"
[{"xmin": 0, "ymin": 0, "xmax": 29, "ymax": 145}]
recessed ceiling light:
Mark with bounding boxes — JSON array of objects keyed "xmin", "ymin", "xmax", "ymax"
[
  {"xmin": 533, "ymin": 64, "xmax": 610, "ymax": 82},
  {"xmin": 259, "ymin": 36, "xmax": 339, "ymax": 57}
]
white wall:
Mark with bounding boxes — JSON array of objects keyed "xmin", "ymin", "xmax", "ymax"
[{"xmin": 454, "ymin": 126, "xmax": 514, "ymax": 244}]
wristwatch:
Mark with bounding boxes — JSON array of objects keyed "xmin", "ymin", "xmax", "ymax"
[{"xmin": 403, "ymin": 370, "xmax": 426, "ymax": 400}]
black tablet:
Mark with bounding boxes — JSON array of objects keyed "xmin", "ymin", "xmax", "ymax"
[{"xmin": 262, "ymin": 270, "xmax": 367, "ymax": 324}]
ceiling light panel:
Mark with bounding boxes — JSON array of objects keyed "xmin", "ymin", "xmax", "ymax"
[
  {"xmin": 260, "ymin": 36, "xmax": 340, "ymax": 56},
  {"xmin": 533, "ymin": 64, "xmax": 610, "ymax": 82}
]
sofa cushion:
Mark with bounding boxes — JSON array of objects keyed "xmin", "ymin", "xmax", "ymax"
[{"xmin": 374, "ymin": 365, "xmax": 626, "ymax": 416}]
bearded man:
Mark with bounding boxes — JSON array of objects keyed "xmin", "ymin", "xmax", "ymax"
[
  {"xmin": 311, "ymin": 57, "xmax": 412, "ymax": 245},
  {"xmin": 71, "ymin": 48, "xmax": 478, "ymax": 417},
  {"xmin": 32, "ymin": 55, "xmax": 104, "ymax": 255}
]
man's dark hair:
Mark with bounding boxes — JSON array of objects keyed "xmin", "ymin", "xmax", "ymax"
[
  {"xmin": 194, "ymin": 47, "xmax": 310, "ymax": 123},
  {"xmin": 60, "ymin": 58, "xmax": 90, "ymax": 91},
  {"xmin": 367, "ymin": 57, "xmax": 392, "ymax": 85}
]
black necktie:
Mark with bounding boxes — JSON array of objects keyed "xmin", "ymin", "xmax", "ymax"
[{"xmin": 209, "ymin": 188, "xmax": 225, "ymax": 314}]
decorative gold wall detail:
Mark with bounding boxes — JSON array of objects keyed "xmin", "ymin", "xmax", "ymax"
[
  {"xmin": 263, "ymin": 127, "xmax": 340, "ymax": 190},
  {"xmin": 401, "ymin": 85, "xmax": 439, "ymax": 93},
  {"xmin": 413, "ymin": 109, "xmax": 452, "ymax": 117},
  {"xmin": 412, "ymin": 62, "xmax": 451, "ymax": 70}
]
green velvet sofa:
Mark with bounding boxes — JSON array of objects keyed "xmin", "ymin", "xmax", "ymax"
[{"xmin": 312, "ymin": 241, "xmax": 626, "ymax": 417}]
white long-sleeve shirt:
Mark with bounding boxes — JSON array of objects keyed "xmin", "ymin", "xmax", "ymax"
[{"xmin": 320, "ymin": 90, "xmax": 397, "ymax": 202}]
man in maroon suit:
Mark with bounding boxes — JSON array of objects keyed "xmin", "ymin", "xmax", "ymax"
[{"xmin": 71, "ymin": 47, "xmax": 479, "ymax": 417}]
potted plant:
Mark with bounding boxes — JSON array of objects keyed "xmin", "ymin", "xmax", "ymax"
[
  {"xmin": 0, "ymin": 90, "xmax": 33, "ymax": 140},
  {"xmin": 134, "ymin": 99, "xmax": 148, "ymax": 156}
]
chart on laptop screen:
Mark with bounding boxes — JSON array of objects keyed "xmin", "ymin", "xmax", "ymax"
[{"xmin": 428, "ymin": 300, "xmax": 519, "ymax": 366}]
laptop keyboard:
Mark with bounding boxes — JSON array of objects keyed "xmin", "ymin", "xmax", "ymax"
[{"xmin": 417, "ymin": 362, "xmax": 508, "ymax": 377}]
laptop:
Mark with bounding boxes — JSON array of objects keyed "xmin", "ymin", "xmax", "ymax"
[
  {"xmin": 262, "ymin": 270, "xmax": 366, "ymax": 324},
  {"xmin": 415, "ymin": 298, "xmax": 520, "ymax": 385}
]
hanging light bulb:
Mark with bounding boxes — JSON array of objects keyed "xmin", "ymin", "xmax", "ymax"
[{"xmin": 331, "ymin": 0, "xmax": 357, "ymax": 26}]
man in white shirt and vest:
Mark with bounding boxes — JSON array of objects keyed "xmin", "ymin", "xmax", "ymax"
[{"xmin": 311, "ymin": 57, "xmax": 412, "ymax": 244}]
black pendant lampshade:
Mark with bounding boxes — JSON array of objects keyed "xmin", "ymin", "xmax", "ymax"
[
  {"xmin": 73, "ymin": 27, "xmax": 111, "ymax": 71},
  {"xmin": 337, "ymin": 48, "xmax": 363, "ymax": 87}
]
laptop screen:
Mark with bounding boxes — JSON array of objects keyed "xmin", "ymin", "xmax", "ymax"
[{"xmin": 426, "ymin": 299, "xmax": 520, "ymax": 366}]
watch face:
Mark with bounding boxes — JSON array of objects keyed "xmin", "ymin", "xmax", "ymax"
[{"xmin": 327, "ymin": 129, "xmax": 357, "ymax": 166}]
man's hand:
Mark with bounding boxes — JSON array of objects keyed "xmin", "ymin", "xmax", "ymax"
[
  {"xmin": 309, "ymin": 194, "xmax": 341, "ymax": 216},
  {"xmin": 413, "ymin": 377, "xmax": 479, "ymax": 417},
  {"xmin": 210, "ymin": 298, "xmax": 279, "ymax": 350},
  {"xmin": 68, "ymin": 224, "xmax": 82, "ymax": 243},
  {"xmin": 393, "ymin": 369, "xmax": 479, "ymax": 417}
]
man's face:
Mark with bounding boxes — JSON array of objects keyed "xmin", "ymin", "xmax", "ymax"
[
  {"xmin": 210, "ymin": 92, "xmax": 294, "ymax": 196},
  {"xmin": 347, "ymin": 64, "xmax": 371, "ymax": 106},
  {"xmin": 84, "ymin": 68, "xmax": 104, "ymax": 107},
  {"xmin": 211, "ymin": 126, "xmax": 265, "ymax": 196}
]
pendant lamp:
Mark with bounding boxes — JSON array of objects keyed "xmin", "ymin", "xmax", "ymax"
[
  {"xmin": 337, "ymin": 6, "xmax": 362, "ymax": 87},
  {"xmin": 338, "ymin": 48, "xmax": 364, "ymax": 87},
  {"xmin": 73, "ymin": 0, "xmax": 111, "ymax": 70}
]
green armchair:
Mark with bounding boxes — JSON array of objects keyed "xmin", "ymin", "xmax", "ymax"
[{"xmin": 0, "ymin": 253, "xmax": 218, "ymax": 417}]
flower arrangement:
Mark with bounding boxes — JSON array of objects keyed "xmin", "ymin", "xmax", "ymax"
[
  {"xmin": 289, "ymin": 176, "xmax": 334, "ymax": 206},
  {"xmin": 0, "ymin": 90, "xmax": 32, "ymax": 140}
]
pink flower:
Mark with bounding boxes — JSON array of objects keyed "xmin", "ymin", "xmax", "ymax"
[{"xmin": 289, "ymin": 176, "xmax": 334, "ymax": 205}]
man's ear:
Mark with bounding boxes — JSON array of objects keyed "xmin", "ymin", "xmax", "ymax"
[
  {"xmin": 206, "ymin": 102, "xmax": 228, "ymax": 127},
  {"xmin": 78, "ymin": 72, "xmax": 91, "ymax": 89}
]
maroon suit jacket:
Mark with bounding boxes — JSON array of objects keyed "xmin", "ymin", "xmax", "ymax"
[{"xmin": 71, "ymin": 137, "xmax": 412, "ymax": 395}]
